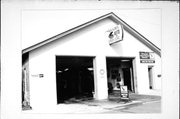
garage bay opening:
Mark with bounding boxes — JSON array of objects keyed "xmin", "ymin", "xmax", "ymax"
[
  {"xmin": 106, "ymin": 57, "xmax": 135, "ymax": 95},
  {"xmin": 56, "ymin": 56, "xmax": 95, "ymax": 104}
]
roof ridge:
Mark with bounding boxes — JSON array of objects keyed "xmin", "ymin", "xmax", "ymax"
[
  {"xmin": 22, "ymin": 12, "xmax": 161, "ymax": 56},
  {"xmin": 111, "ymin": 13, "xmax": 161, "ymax": 51},
  {"xmin": 22, "ymin": 12, "xmax": 113, "ymax": 54}
]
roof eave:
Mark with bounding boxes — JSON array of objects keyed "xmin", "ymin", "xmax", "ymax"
[
  {"xmin": 22, "ymin": 12, "xmax": 161, "ymax": 57},
  {"xmin": 22, "ymin": 12, "xmax": 113, "ymax": 54},
  {"xmin": 110, "ymin": 13, "xmax": 161, "ymax": 57}
]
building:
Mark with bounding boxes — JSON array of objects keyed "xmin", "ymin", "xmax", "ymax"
[{"xmin": 22, "ymin": 12, "xmax": 161, "ymax": 110}]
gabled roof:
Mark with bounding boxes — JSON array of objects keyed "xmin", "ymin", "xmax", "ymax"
[{"xmin": 22, "ymin": 12, "xmax": 161, "ymax": 56}]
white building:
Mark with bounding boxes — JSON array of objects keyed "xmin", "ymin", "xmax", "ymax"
[{"xmin": 22, "ymin": 12, "xmax": 161, "ymax": 110}]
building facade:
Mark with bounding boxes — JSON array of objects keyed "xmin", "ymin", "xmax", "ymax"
[{"xmin": 22, "ymin": 12, "xmax": 161, "ymax": 110}]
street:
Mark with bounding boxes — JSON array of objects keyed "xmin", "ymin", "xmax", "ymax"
[{"xmin": 107, "ymin": 100, "xmax": 161, "ymax": 113}]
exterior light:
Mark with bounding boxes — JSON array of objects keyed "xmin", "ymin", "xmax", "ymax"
[{"xmin": 87, "ymin": 67, "xmax": 93, "ymax": 71}]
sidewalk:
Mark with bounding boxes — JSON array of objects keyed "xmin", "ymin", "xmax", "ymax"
[
  {"xmin": 24, "ymin": 92, "xmax": 161, "ymax": 113},
  {"xmin": 80, "ymin": 92, "xmax": 161, "ymax": 110},
  {"xmin": 55, "ymin": 92, "xmax": 161, "ymax": 113}
]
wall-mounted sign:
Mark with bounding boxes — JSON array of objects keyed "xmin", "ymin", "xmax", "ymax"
[
  {"xmin": 39, "ymin": 74, "xmax": 44, "ymax": 78},
  {"xmin": 31, "ymin": 74, "xmax": 39, "ymax": 77},
  {"xmin": 31, "ymin": 74, "xmax": 44, "ymax": 78},
  {"xmin": 107, "ymin": 24, "xmax": 124, "ymax": 45},
  {"xmin": 139, "ymin": 52, "xmax": 155, "ymax": 63},
  {"xmin": 99, "ymin": 69, "xmax": 105, "ymax": 75}
]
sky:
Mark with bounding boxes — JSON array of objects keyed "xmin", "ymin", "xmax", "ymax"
[{"xmin": 22, "ymin": 9, "xmax": 161, "ymax": 49}]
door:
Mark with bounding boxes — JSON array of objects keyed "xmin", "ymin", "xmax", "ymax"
[
  {"xmin": 148, "ymin": 66, "xmax": 154, "ymax": 89},
  {"xmin": 122, "ymin": 68, "xmax": 132, "ymax": 91},
  {"xmin": 56, "ymin": 56, "xmax": 95, "ymax": 104}
]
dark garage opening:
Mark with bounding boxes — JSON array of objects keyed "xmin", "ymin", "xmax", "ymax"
[
  {"xmin": 106, "ymin": 57, "xmax": 135, "ymax": 94},
  {"xmin": 56, "ymin": 56, "xmax": 94, "ymax": 104}
]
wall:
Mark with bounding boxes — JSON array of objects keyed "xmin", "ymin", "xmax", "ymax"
[{"xmin": 28, "ymin": 17, "xmax": 162, "ymax": 111}]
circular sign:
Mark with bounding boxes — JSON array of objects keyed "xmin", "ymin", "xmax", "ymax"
[{"xmin": 99, "ymin": 69, "xmax": 105, "ymax": 75}]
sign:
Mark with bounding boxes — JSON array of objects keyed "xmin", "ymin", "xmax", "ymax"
[
  {"xmin": 107, "ymin": 24, "xmax": 124, "ymax": 45},
  {"xmin": 120, "ymin": 85, "xmax": 129, "ymax": 100},
  {"xmin": 31, "ymin": 74, "xmax": 44, "ymax": 78},
  {"xmin": 99, "ymin": 69, "xmax": 105, "ymax": 75},
  {"xmin": 139, "ymin": 52, "xmax": 155, "ymax": 63},
  {"xmin": 140, "ymin": 60, "xmax": 155, "ymax": 63},
  {"xmin": 39, "ymin": 74, "xmax": 44, "ymax": 78}
]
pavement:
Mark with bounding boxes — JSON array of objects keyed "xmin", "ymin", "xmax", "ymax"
[{"xmin": 24, "ymin": 91, "xmax": 161, "ymax": 114}]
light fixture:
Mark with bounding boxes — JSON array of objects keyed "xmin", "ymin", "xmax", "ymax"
[
  {"xmin": 87, "ymin": 67, "xmax": 93, "ymax": 71},
  {"xmin": 64, "ymin": 68, "xmax": 69, "ymax": 71},
  {"xmin": 121, "ymin": 60, "xmax": 130, "ymax": 62}
]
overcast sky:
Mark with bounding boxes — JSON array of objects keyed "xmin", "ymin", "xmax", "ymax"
[{"xmin": 22, "ymin": 9, "xmax": 161, "ymax": 49}]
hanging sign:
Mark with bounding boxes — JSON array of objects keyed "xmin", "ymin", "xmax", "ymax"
[
  {"xmin": 139, "ymin": 52, "xmax": 155, "ymax": 63},
  {"xmin": 107, "ymin": 24, "xmax": 124, "ymax": 45}
]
